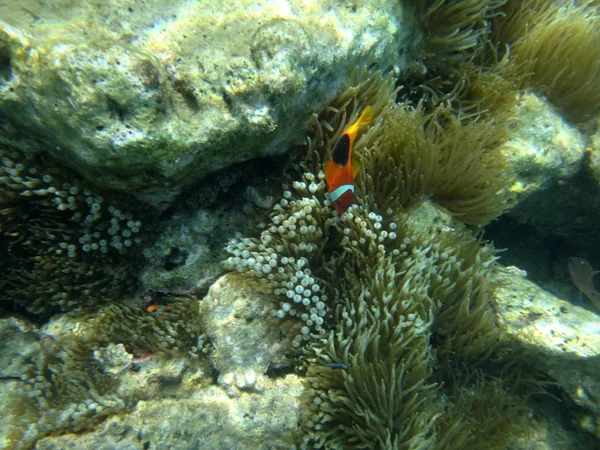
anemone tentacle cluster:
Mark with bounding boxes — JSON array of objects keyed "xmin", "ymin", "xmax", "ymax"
[
  {"xmin": 226, "ymin": 69, "xmax": 531, "ymax": 448},
  {"xmin": 0, "ymin": 143, "xmax": 147, "ymax": 315},
  {"xmin": 226, "ymin": 170, "xmax": 332, "ymax": 348}
]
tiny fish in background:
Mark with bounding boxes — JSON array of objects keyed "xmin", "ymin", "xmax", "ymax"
[
  {"xmin": 568, "ymin": 257, "xmax": 600, "ymax": 310},
  {"xmin": 324, "ymin": 106, "xmax": 373, "ymax": 213},
  {"xmin": 147, "ymin": 304, "xmax": 171, "ymax": 316},
  {"xmin": 323, "ymin": 363, "xmax": 348, "ymax": 370}
]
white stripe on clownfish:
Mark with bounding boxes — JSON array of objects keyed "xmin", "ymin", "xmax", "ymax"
[{"xmin": 329, "ymin": 184, "xmax": 354, "ymax": 202}]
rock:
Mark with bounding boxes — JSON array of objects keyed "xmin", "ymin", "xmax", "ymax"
[
  {"xmin": 0, "ymin": 318, "xmax": 43, "ymax": 448},
  {"xmin": 34, "ymin": 376, "xmax": 303, "ymax": 450},
  {"xmin": 200, "ymin": 274, "xmax": 292, "ymax": 394},
  {"xmin": 140, "ymin": 208, "xmax": 234, "ymax": 294},
  {"xmin": 0, "ymin": 317, "xmax": 42, "ymax": 379},
  {"xmin": 493, "ymin": 267, "xmax": 600, "ymax": 437},
  {"xmin": 502, "ymin": 93, "xmax": 600, "ymax": 242},
  {"xmin": 93, "ymin": 343, "xmax": 133, "ymax": 376},
  {"xmin": 504, "ymin": 93, "xmax": 586, "ymax": 203},
  {"xmin": 0, "ymin": 0, "xmax": 420, "ymax": 201},
  {"xmin": 511, "ymin": 396, "xmax": 598, "ymax": 450},
  {"xmin": 588, "ymin": 122, "xmax": 600, "ymax": 185}
]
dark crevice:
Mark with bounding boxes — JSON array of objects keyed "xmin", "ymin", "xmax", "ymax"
[
  {"xmin": 265, "ymin": 364, "xmax": 296, "ymax": 379},
  {"xmin": 0, "ymin": 46, "xmax": 13, "ymax": 82},
  {"xmin": 173, "ymin": 79, "xmax": 200, "ymax": 113},
  {"xmin": 106, "ymin": 96, "xmax": 128, "ymax": 122}
]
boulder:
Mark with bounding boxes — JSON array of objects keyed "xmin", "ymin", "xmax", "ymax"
[{"xmin": 0, "ymin": 0, "xmax": 419, "ymax": 203}]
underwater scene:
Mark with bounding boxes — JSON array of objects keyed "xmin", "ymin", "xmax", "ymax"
[{"xmin": 1, "ymin": 0, "xmax": 600, "ymax": 449}]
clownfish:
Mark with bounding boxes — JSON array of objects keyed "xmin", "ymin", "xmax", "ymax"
[
  {"xmin": 147, "ymin": 304, "xmax": 171, "ymax": 316},
  {"xmin": 324, "ymin": 106, "xmax": 373, "ymax": 213}
]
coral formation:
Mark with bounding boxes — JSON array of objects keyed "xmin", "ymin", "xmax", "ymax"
[
  {"xmin": 141, "ymin": 157, "xmax": 284, "ymax": 295},
  {"xmin": 199, "ymin": 274, "xmax": 293, "ymax": 393},
  {"xmin": 226, "ymin": 70, "xmax": 533, "ymax": 448},
  {"xmin": 0, "ymin": 142, "xmax": 147, "ymax": 315}
]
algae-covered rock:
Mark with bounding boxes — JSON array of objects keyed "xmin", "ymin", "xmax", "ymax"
[
  {"xmin": 139, "ymin": 208, "xmax": 236, "ymax": 294},
  {"xmin": 501, "ymin": 92, "xmax": 600, "ymax": 244},
  {"xmin": 0, "ymin": 0, "xmax": 419, "ymax": 200},
  {"xmin": 200, "ymin": 274, "xmax": 292, "ymax": 394},
  {"xmin": 138, "ymin": 159, "xmax": 278, "ymax": 294},
  {"xmin": 3, "ymin": 302, "xmax": 301, "ymax": 449},
  {"xmin": 503, "ymin": 93, "xmax": 586, "ymax": 207},
  {"xmin": 34, "ymin": 376, "xmax": 303, "ymax": 450},
  {"xmin": 493, "ymin": 267, "xmax": 600, "ymax": 437}
]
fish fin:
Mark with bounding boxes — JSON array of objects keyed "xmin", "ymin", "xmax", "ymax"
[
  {"xmin": 358, "ymin": 105, "xmax": 373, "ymax": 126},
  {"xmin": 352, "ymin": 159, "xmax": 361, "ymax": 178},
  {"xmin": 345, "ymin": 106, "xmax": 374, "ymax": 140}
]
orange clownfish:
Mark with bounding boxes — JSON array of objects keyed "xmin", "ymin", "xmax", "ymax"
[
  {"xmin": 324, "ymin": 106, "xmax": 373, "ymax": 213},
  {"xmin": 147, "ymin": 304, "xmax": 171, "ymax": 316}
]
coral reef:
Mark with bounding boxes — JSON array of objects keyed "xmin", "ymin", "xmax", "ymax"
[
  {"xmin": 2, "ymin": 1, "xmax": 600, "ymax": 449},
  {"xmin": 140, "ymin": 157, "xmax": 284, "ymax": 295},
  {"xmin": 225, "ymin": 71, "xmax": 534, "ymax": 448},
  {"xmin": 34, "ymin": 378, "xmax": 303, "ymax": 450},
  {"xmin": 0, "ymin": 142, "xmax": 147, "ymax": 316}
]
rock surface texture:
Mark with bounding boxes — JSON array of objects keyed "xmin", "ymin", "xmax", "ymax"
[
  {"xmin": 494, "ymin": 267, "xmax": 600, "ymax": 438},
  {"xmin": 0, "ymin": 0, "xmax": 418, "ymax": 200}
]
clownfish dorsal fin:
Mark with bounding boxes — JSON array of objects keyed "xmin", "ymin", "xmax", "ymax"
[
  {"xmin": 359, "ymin": 105, "xmax": 373, "ymax": 126},
  {"xmin": 344, "ymin": 106, "xmax": 374, "ymax": 142}
]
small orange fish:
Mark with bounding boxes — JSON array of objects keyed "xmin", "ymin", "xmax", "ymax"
[
  {"xmin": 147, "ymin": 304, "xmax": 171, "ymax": 316},
  {"xmin": 568, "ymin": 257, "xmax": 600, "ymax": 310},
  {"xmin": 324, "ymin": 106, "xmax": 373, "ymax": 213}
]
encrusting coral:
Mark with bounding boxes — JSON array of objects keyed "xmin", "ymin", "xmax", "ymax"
[
  {"xmin": 0, "ymin": 142, "xmax": 147, "ymax": 315},
  {"xmin": 225, "ymin": 70, "xmax": 534, "ymax": 448}
]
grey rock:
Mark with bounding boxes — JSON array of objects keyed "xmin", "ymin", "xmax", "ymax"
[
  {"xmin": 35, "ymin": 377, "xmax": 303, "ymax": 450},
  {"xmin": 200, "ymin": 274, "xmax": 293, "ymax": 394},
  {"xmin": 0, "ymin": 0, "xmax": 420, "ymax": 201},
  {"xmin": 503, "ymin": 93, "xmax": 599, "ymax": 240},
  {"xmin": 93, "ymin": 343, "xmax": 133, "ymax": 376},
  {"xmin": 493, "ymin": 267, "xmax": 600, "ymax": 437}
]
